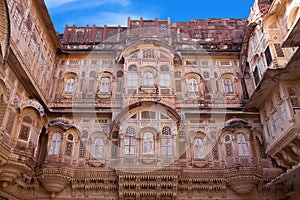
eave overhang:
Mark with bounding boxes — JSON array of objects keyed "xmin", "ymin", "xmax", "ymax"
[{"xmin": 282, "ymin": 17, "xmax": 300, "ymax": 47}]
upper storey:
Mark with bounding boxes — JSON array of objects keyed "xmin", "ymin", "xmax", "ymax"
[
  {"xmin": 6, "ymin": 0, "xmax": 60, "ymax": 103},
  {"xmin": 59, "ymin": 17, "xmax": 247, "ymax": 53}
]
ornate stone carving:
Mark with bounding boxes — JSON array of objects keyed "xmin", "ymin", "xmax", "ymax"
[
  {"xmin": 20, "ymin": 99, "xmax": 45, "ymax": 117},
  {"xmin": 48, "ymin": 117, "xmax": 75, "ymax": 130},
  {"xmin": 39, "ymin": 175, "xmax": 69, "ymax": 195},
  {"xmin": 227, "ymin": 176, "xmax": 259, "ymax": 195},
  {"xmin": 87, "ymin": 160, "xmax": 104, "ymax": 167}
]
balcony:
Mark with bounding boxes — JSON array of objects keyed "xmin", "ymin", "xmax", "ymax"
[{"xmin": 283, "ymin": 17, "xmax": 300, "ymax": 47}]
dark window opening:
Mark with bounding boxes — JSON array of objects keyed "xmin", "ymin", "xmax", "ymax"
[
  {"xmin": 253, "ymin": 67, "xmax": 260, "ymax": 86},
  {"xmin": 265, "ymin": 46, "xmax": 272, "ymax": 66}
]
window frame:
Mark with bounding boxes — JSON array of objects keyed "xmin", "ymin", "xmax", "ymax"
[
  {"xmin": 48, "ymin": 132, "xmax": 62, "ymax": 156},
  {"xmin": 272, "ymin": 111, "xmax": 280, "ymax": 131},
  {"xmin": 280, "ymin": 101, "xmax": 288, "ymax": 122},
  {"xmin": 224, "ymin": 78, "xmax": 234, "ymax": 94},
  {"xmin": 99, "ymin": 77, "xmax": 111, "ymax": 93},
  {"xmin": 236, "ymin": 133, "xmax": 250, "ymax": 157},
  {"xmin": 65, "ymin": 134, "xmax": 74, "ymax": 156},
  {"xmin": 92, "ymin": 137, "xmax": 105, "ymax": 159},
  {"xmin": 18, "ymin": 116, "xmax": 33, "ymax": 142},
  {"xmin": 193, "ymin": 138, "xmax": 206, "ymax": 159},
  {"xmin": 13, "ymin": 9, "xmax": 22, "ymax": 28},
  {"xmin": 64, "ymin": 77, "xmax": 76, "ymax": 94},
  {"xmin": 142, "ymin": 131, "xmax": 155, "ymax": 156},
  {"xmin": 187, "ymin": 78, "xmax": 199, "ymax": 93},
  {"xmin": 143, "ymin": 71, "xmax": 156, "ymax": 87},
  {"xmin": 124, "ymin": 126, "xmax": 136, "ymax": 156}
]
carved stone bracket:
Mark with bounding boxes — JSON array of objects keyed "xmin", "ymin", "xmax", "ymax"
[
  {"xmin": 227, "ymin": 175, "xmax": 259, "ymax": 195},
  {"xmin": 39, "ymin": 174, "xmax": 70, "ymax": 197},
  {"xmin": 192, "ymin": 161, "xmax": 208, "ymax": 168}
]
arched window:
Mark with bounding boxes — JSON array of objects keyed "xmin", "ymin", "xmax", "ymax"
[
  {"xmin": 65, "ymin": 134, "xmax": 74, "ymax": 156},
  {"xmin": 160, "ymin": 66, "xmax": 171, "ymax": 88},
  {"xmin": 64, "ymin": 78, "xmax": 75, "ymax": 94},
  {"xmin": 99, "ymin": 77, "xmax": 110, "ymax": 93},
  {"xmin": 124, "ymin": 126, "xmax": 136, "ymax": 156},
  {"xmin": 187, "ymin": 78, "xmax": 199, "ymax": 93},
  {"xmin": 143, "ymin": 132, "xmax": 155, "ymax": 155},
  {"xmin": 75, "ymin": 31, "xmax": 84, "ymax": 43},
  {"xmin": 92, "ymin": 137, "xmax": 105, "ymax": 159},
  {"xmin": 224, "ymin": 78, "xmax": 234, "ymax": 94},
  {"xmin": 236, "ymin": 133, "xmax": 249, "ymax": 156},
  {"xmin": 161, "ymin": 127, "xmax": 173, "ymax": 156},
  {"xmin": 193, "ymin": 138, "xmax": 206, "ymax": 159},
  {"xmin": 18, "ymin": 116, "xmax": 32, "ymax": 141},
  {"xmin": 143, "ymin": 71, "xmax": 155, "ymax": 87},
  {"xmin": 48, "ymin": 132, "xmax": 62, "ymax": 155}
]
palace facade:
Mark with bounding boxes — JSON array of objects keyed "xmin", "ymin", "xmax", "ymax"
[{"xmin": 0, "ymin": 0, "xmax": 299, "ymax": 199}]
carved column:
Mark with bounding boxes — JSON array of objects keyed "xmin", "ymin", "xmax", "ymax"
[{"xmin": 119, "ymin": 134, "xmax": 124, "ymax": 163}]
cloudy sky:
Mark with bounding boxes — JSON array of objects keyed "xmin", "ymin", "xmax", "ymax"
[{"xmin": 45, "ymin": 0, "xmax": 255, "ymax": 33}]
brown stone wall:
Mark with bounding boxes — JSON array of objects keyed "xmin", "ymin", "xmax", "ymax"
[{"xmin": 173, "ymin": 18, "xmax": 247, "ymax": 43}]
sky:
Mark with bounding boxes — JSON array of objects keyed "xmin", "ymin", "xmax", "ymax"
[{"xmin": 45, "ymin": 0, "xmax": 255, "ymax": 33}]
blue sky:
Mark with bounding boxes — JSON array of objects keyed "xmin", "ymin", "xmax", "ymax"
[{"xmin": 45, "ymin": 0, "xmax": 255, "ymax": 33}]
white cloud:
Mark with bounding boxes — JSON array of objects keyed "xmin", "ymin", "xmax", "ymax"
[
  {"xmin": 44, "ymin": 0, "xmax": 77, "ymax": 9},
  {"xmin": 45, "ymin": 0, "xmax": 131, "ymax": 11},
  {"xmin": 45, "ymin": 0, "xmax": 158, "ymax": 32}
]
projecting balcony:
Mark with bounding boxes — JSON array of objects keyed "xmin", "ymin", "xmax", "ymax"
[
  {"xmin": 283, "ymin": 17, "xmax": 300, "ymax": 47},
  {"xmin": 266, "ymin": 110, "xmax": 300, "ymax": 169}
]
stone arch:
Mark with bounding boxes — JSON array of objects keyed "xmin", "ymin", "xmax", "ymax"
[
  {"xmin": 224, "ymin": 118, "xmax": 252, "ymax": 130},
  {"xmin": 15, "ymin": 107, "xmax": 45, "ymax": 154},
  {"xmin": 189, "ymin": 131, "xmax": 207, "ymax": 142},
  {"xmin": 88, "ymin": 131, "xmax": 108, "ymax": 143},
  {"xmin": 19, "ymin": 99, "xmax": 45, "ymax": 118},
  {"xmin": 48, "ymin": 117, "xmax": 76, "ymax": 131},
  {"xmin": 0, "ymin": 0, "xmax": 10, "ymax": 64},
  {"xmin": 184, "ymin": 72, "xmax": 206, "ymax": 95},
  {"xmin": 116, "ymin": 39, "xmax": 181, "ymax": 64},
  {"xmin": 137, "ymin": 126, "xmax": 159, "ymax": 139},
  {"xmin": 110, "ymin": 101, "xmax": 181, "ymax": 137},
  {"xmin": 86, "ymin": 131, "xmax": 108, "ymax": 161}
]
